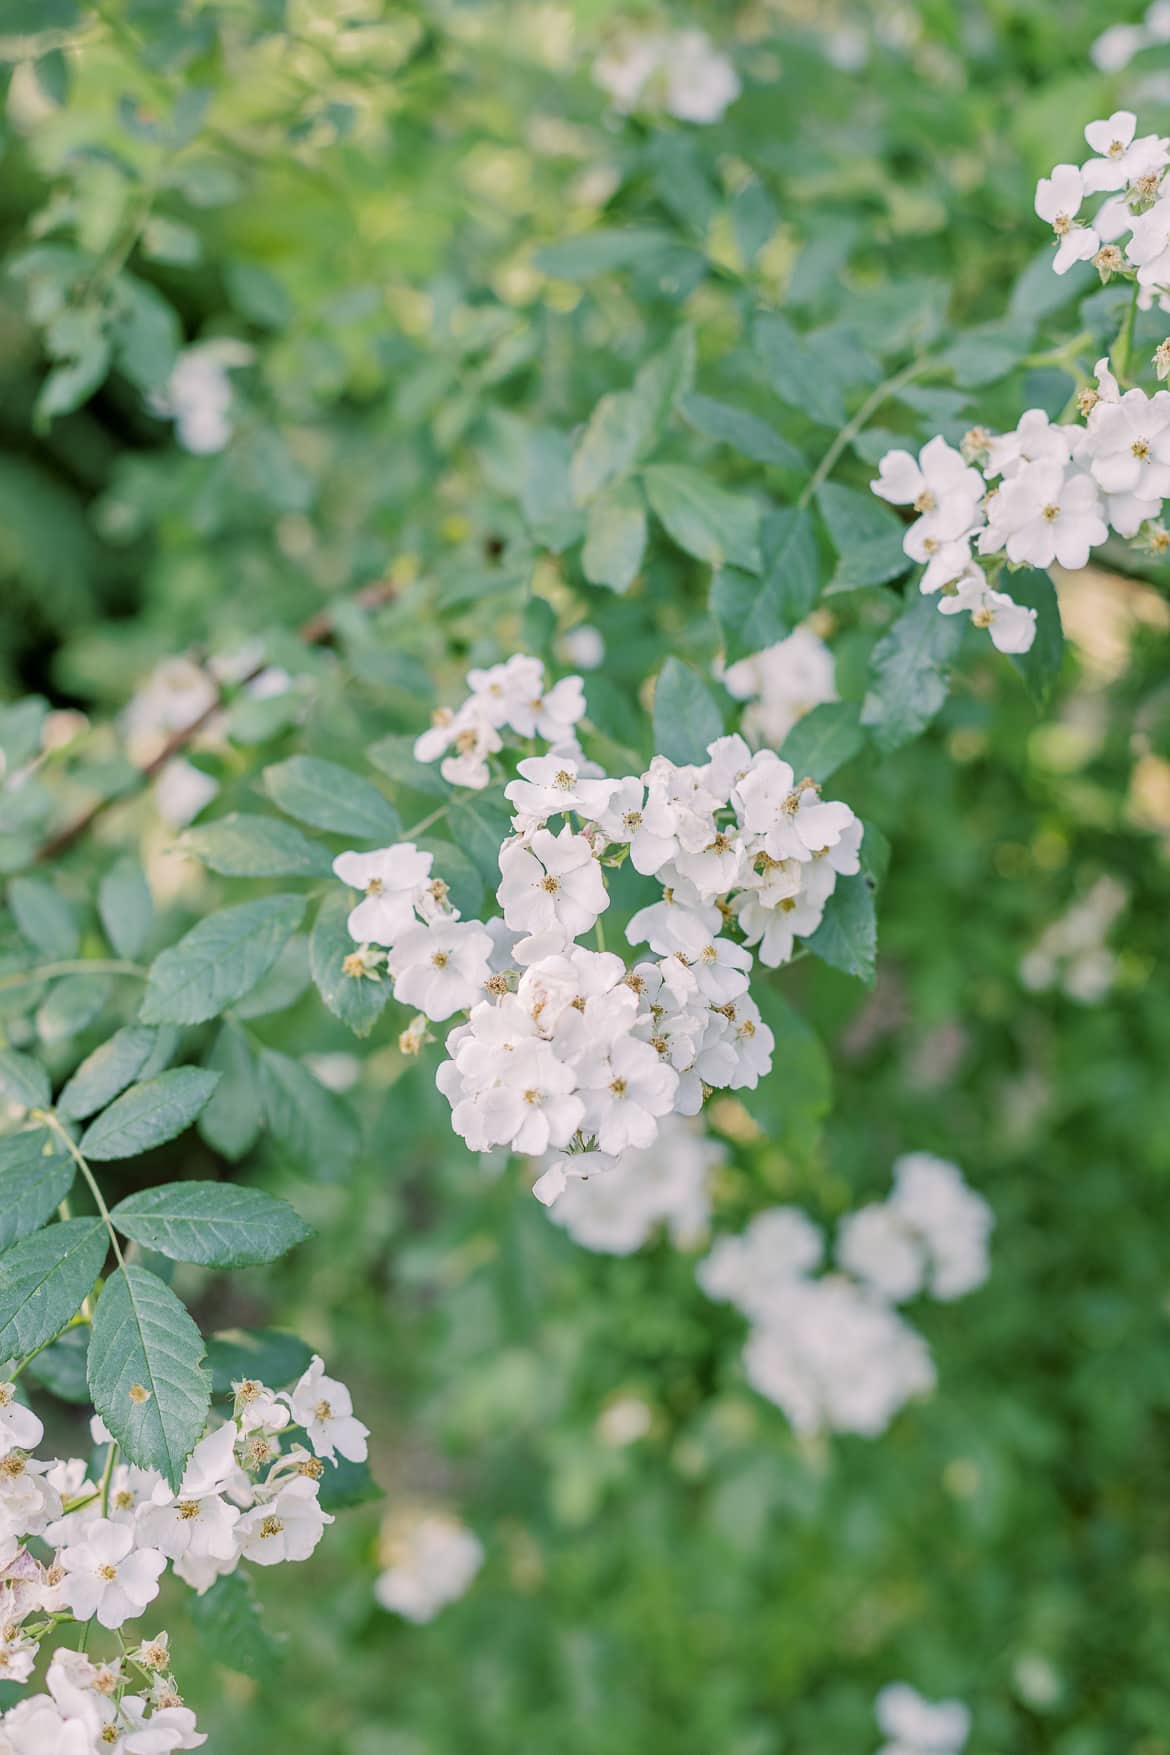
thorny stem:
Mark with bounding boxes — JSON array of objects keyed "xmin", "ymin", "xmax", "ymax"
[
  {"xmin": 34, "ymin": 1110, "xmax": 126, "ymax": 1270},
  {"xmin": 798, "ymin": 357, "xmax": 933, "ymax": 509}
]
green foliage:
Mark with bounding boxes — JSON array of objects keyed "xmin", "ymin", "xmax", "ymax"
[
  {"xmin": 80, "ymin": 1067, "xmax": 220, "ymax": 1161},
  {"xmin": 139, "ymin": 895, "xmax": 306, "ymax": 1025},
  {"xmin": 110, "ymin": 1181, "xmax": 311, "ymax": 1267},
  {"xmin": 0, "ymin": 1218, "xmax": 107, "ymax": 1359}
]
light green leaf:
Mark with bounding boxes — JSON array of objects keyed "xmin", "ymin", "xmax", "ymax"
[
  {"xmin": 860, "ymin": 592, "xmax": 964, "ymax": 752},
  {"xmin": 7, "ymin": 877, "xmax": 78, "ymax": 959},
  {"xmin": 1005, "ymin": 568, "xmax": 1064, "ymax": 706},
  {"xmin": 140, "ymin": 894, "xmax": 305, "ymax": 1026},
  {"xmin": 98, "ymin": 857, "xmax": 153, "ymax": 960},
  {"xmin": 263, "ymin": 757, "xmax": 401, "ymax": 841},
  {"xmin": 230, "ymin": 934, "xmax": 311, "ymax": 1020},
  {"xmin": 0, "ymin": 1129, "xmax": 75, "ymax": 1250},
  {"xmin": 197, "ymin": 1023, "xmax": 261, "ymax": 1163},
  {"xmin": 0, "ymin": 1047, "xmax": 50, "ymax": 1110},
  {"xmin": 179, "ymin": 814, "xmax": 332, "ymax": 879},
  {"xmin": 257, "ymin": 1048, "xmax": 359, "ymax": 1182},
  {"xmin": 804, "ymin": 873, "xmax": 877, "ymax": 984},
  {"xmin": 816, "ymin": 482, "xmax": 909, "ymax": 593},
  {"xmin": 680, "ymin": 394, "xmax": 804, "ymax": 471},
  {"xmin": 80, "ymin": 1067, "xmax": 221, "ymax": 1162},
  {"xmin": 582, "ymin": 482, "xmax": 647, "ymax": 593},
  {"xmin": 534, "ymin": 227, "xmax": 678, "ymax": 280},
  {"xmin": 781, "ymin": 702, "xmax": 864, "ymax": 783},
  {"xmin": 37, "ymin": 974, "xmax": 112, "ymax": 1043},
  {"xmin": 0, "ymin": 1218, "xmax": 107, "ymax": 1361},
  {"xmin": 652, "ymin": 659, "xmax": 723, "ymax": 767},
  {"xmin": 57, "ymin": 1026, "xmax": 158, "ymax": 1122},
  {"xmin": 309, "ymin": 892, "xmax": 391, "ymax": 1039},
  {"xmin": 570, "ymin": 391, "xmax": 652, "ymax": 507},
  {"xmin": 712, "ymin": 506, "xmax": 823, "ymax": 664},
  {"xmin": 633, "ymin": 327, "xmax": 696, "ymax": 434},
  {"xmin": 643, "ymin": 464, "xmax": 761, "ymax": 573},
  {"xmin": 366, "ymin": 735, "xmax": 449, "ymax": 800},
  {"xmin": 87, "ymin": 1264, "xmax": 210, "ymax": 1491},
  {"xmin": 754, "ymin": 313, "xmax": 846, "ymax": 429},
  {"xmin": 110, "ymin": 1182, "xmax": 312, "ymax": 1268}
]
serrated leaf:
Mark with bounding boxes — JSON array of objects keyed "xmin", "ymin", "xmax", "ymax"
[
  {"xmin": 680, "ymin": 394, "xmax": 804, "ymax": 470},
  {"xmin": 0, "ymin": 1218, "xmax": 107, "ymax": 1361},
  {"xmin": 190, "ymin": 1569, "xmax": 285, "ymax": 1673},
  {"xmin": 87, "ymin": 1263, "xmax": 210, "ymax": 1491},
  {"xmin": 230, "ymin": 933, "xmax": 311, "ymax": 1020},
  {"xmin": 7, "ymin": 877, "xmax": 78, "ymax": 959},
  {"xmin": 110, "ymin": 1182, "xmax": 312, "ymax": 1268},
  {"xmin": 179, "ymin": 814, "xmax": 332, "ymax": 879},
  {"xmin": 0, "ymin": 1047, "xmax": 50, "ymax": 1110},
  {"xmin": 0, "ymin": 1129, "xmax": 75, "ymax": 1250},
  {"xmin": 652, "ymin": 659, "xmax": 723, "ymax": 766},
  {"xmin": 309, "ymin": 892, "xmax": 392, "ymax": 1039},
  {"xmin": 263, "ymin": 757, "xmax": 401, "ymax": 840},
  {"xmin": 570, "ymin": 390, "xmax": 652, "ymax": 506},
  {"xmin": 37, "ymin": 973, "xmax": 112, "ymax": 1043},
  {"xmin": 804, "ymin": 873, "xmax": 877, "ymax": 984},
  {"xmin": 781, "ymin": 702, "xmax": 864, "ymax": 783},
  {"xmin": 582, "ymin": 482, "xmax": 647, "ymax": 592},
  {"xmin": 365, "ymin": 735, "xmax": 450, "ymax": 800},
  {"xmin": 80, "ymin": 1068, "xmax": 220, "ymax": 1161},
  {"xmin": 257, "ymin": 1048, "xmax": 359, "ymax": 1181},
  {"xmin": 754, "ymin": 313, "xmax": 846, "ymax": 429},
  {"xmin": 816, "ymin": 482, "xmax": 909, "ymax": 593},
  {"xmin": 57, "ymin": 1026, "xmax": 158, "ymax": 1122},
  {"xmin": 643, "ymin": 464, "xmax": 761, "ymax": 573},
  {"xmin": 98, "ymin": 857, "xmax": 153, "ymax": 960},
  {"xmin": 140, "ymin": 894, "xmax": 305, "ymax": 1026},
  {"xmin": 205, "ymin": 1327, "xmax": 313, "ymax": 1395},
  {"xmin": 860, "ymin": 592, "xmax": 964, "ymax": 752},
  {"xmin": 25, "ymin": 1324, "xmax": 90, "ymax": 1403},
  {"xmin": 197, "ymin": 1024, "xmax": 260, "ymax": 1163},
  {"xmin": 1005, "ymin": 567, "xmax": 1064, "ymax": 706}
]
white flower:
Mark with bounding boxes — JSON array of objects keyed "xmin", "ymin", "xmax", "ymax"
[
  {"xmin": 1081, "ymin": 386, "xmax": 1170, "ymax": 498},
  {"xmin": 837, "ymin": 1204, "xmax": 925, "ymax": 1303},
  {"xmin": 978, "ymin": 461, "xmax": 1106, "ymax": 569},
  {"xmin": 0, "ymin": 1694, "xmax": 93, "ymax": 1755},
  {"xmin": 387, "ymin": 919, "xmax": 494, "ymax": 1021},
  {"xmin": 374, "ymin": 1512, "xmax": 483, "ymax": 1623},
  {"xmin": 734, "ymin": 753, "xmax": 857, "ymax": 863},
  {"xmin": 720, "ymin": 627, "xmax": 837, "ymax": 748},
  {"xmin": 697, "ymin": 1207, "xmax": 823, "ymax": 1320},
  {"xmin": 0, "ymin": 1386, "xmax": 41, "ymax": 1457},
  {"xmin": 497, "ymin": 826, "xmax": 609, "ymax": 945},
  {"xmin": 333, "ymin": 843, "xmax": 433, "ymax": 946},
  {"xmin": 286, "ymin": 1356, "xmax": 369, "ymax": 1465},
  {"xmin": 1128, "ymin": 194, "xmax": 1170, "ymax": 287},
  {"xmin": 124, "ymin": 1703, "xmax": 207, "ymax": 1753},
  {"xmin": 889, "ymin": 1153, "xmax": 994, "ymax": 1300},
  {"xmin": 577, "ymin": 1033, "xmax": 679, "ymax": 1154},
  {"xmin": 58, "ymin": 1519, "xmax": 166, "ymax": 1629},
  {"xmin": 135, "ymin": 1424, "xmax": 240, "ymax": 1563},
  {"xmin": 531, "ymin": 1147, "xmax": 618, "ymax": 1208},
  {"xmin": 985, "ymin": 408, "xmax": 1071, "ymax": 480},
  {"xmin": 1034, "ymin": 165, "xmax": 1099, "ymax": 273},
  {"xmin": 154, "ymin": 339, "xmax": 252, "ymax": 454},
  {"xmin": 544, "ymin": 1115, "xmax": 721, "ymax": 1254},
  {"xmin": 663, "ymin": 29, "xmax": 740, "ymax": 123},
  {"xmin": 235, "ymin": 1476, "xmax": 332, "ymax": 1564},
  {"xmin": 504, "ymin": 753, "xmax": 615, "ymax": 825},
  {"xmin": 875, "ymin": 1681, "xmax": 970, "ymax": 1754},
  {"xmin": 872, "ymin": 437, "xmax": 985, "ymax": 570},
  {"xmin": 937, "ymin": 570, "xmax": 1037, "ymax": 655},
  {"xmin": 1082, "ymin": 111, "xmax": 1166, "ymax": 193}
]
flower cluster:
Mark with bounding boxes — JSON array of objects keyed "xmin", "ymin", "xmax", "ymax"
[
  {"xmin": 1034, "ymin": 110, "xmax": 1170, "ymax": 287},
  {"xmin": 697, "ymin": 1155, "xmax": 992, "ymax": 1437},
  {"xmin": 874, "ymin": 1682, "xmax": 970, "ymax": 1755},
  {"xmin": 718, "ymin": 625, "xmax": 838, "ymax": 749},
  {"xmin": 0, "ymin": 1354, "xmax": 364, "ymax": 1748},
  {"xmin": 1019, "ymin": 873, "xmax": 1128, "ymax": 1004},
  {"xmin": 374, "ymin": 1510, "xmax": 484, "ymax": 1625},
  {"xmin": 540, "ymin": 1113, "xmax": 723, "ymax": 1253},
  {"xmin": 593, "ymin": 27, "xmax": 740, "ymax": 125},
  {"xmin": 341, "ymin": 658, "xmax": 863, "ymax": 1185},
  {"xmin": 412, "ymin": 652, "xmax": 585, "ymax": 791}
]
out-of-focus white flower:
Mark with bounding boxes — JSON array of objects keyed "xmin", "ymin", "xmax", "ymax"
[
  {"xmin": 374, "ymin": 1511, "xmax": 483, "ymax": 1623},
  {"xmin": 874, "ymin": 1680, "xmax": 970, "ymax": 1754},
  {"xmin": 594, "ymin": 28, "xmax": 739, "ymax": 124},
  {"xmin": 720, "ymin": 626, "xmax": 837, "ymax": 749},
  {"xmin": 152, "ymin": 339, "xmax": 253, "ymax": 455}
]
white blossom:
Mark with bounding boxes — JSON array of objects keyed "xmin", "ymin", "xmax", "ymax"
[
  {"xmin": 286, "ymin": 1356, "xmax": 370, "ymax": 1465},
  {"xmin": 374, "ymin": 1512, "xmax": 483, "ymax": 1623},
  {"xmin": 58, "ymin": 1519, "xmax": 166, "ymax": 1630}
]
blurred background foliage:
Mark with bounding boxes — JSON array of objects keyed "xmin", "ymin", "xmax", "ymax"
[{"xmin": 4, "ymin": 0, "xmax": 1170, "ymax": 1751}]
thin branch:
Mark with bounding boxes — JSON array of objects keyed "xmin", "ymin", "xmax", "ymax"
[
  {"xmin": 34, "ymin": 1111, "xmax": 125, "ymax": 1270},
  {"xmin": 798, "ymin": 357, "xmax": 932, "ymax": 510}
]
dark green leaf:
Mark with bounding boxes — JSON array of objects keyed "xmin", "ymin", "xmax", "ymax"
[
  {"xmin": 0, "ymin": 1129, "xmax": 74, "ymax": 1250},
  {"xmin": 25, "ymin": 1324, "xmax": 90, "ymax": 1404},
  {"xmin": 97, "ymin": 857, "xmax": 153, "ymax": 960},
  {"xmin": 309, "ymin": 892, "xmax": 392, "ymax": 1039},
  {"xmin": 190, "ymin": 1570, "xmax": 285, "ymax": 1673},
  {"xmin": 80, "ymin": 1067, "xmax": 221, "ymax": 1161},
  {"xmin": 0, "ymin": 1047, "xmax": 50, "ymax": 1109},
  {"xmin": 57, "ymin": 1025, "xmax": 158, "ymax": 1122},
  {"xmin": 781, "ymin": 702, "xmax": 864, "ymax": 783},
  {"xmin": 197, "ymin": 1024, "xmax": 260, "ymax": 1163},
  {"xmin": 263, "ymin": 757, "xmax": 401, "ymax": 841},
  {"xmin": 87, "ymin": 1264, "xmax": 210, "ymax": 1491},
  {"xmin": 0, "ymin": 1218, "xmax": 107, "ymax": 1360},
  {"xmin": 643, "ymin": 464, "xmax": 761, "ymax": 573},
  {"xmin": 860, "ymin": 592, "xmax": 963, "ymax": 752},
  {"xmin": 816, "ymin": 482, "xmax": 909, "ymax": 593},
  {"xmin": 111, "ymin": 1182, "xmax": 312, "ymax": 1268},
  {"xmin": 680, "ymin": 394, "xmax": 804, "ymax": 470},
  {"xmin": 804, "ymin": 873, "xmax": 877, "ymax": 984},
  {"xmin": 257, "ymin": 1048, "xmax": 359, "ymax": 1181},
  {"xmin": 652, "ymin": 659, "xmax": 723, "ymax": 766},
  {"xmin": 1005, "ymin": 568, "xmax": 1064, "ymax": 706},
  {"xmin": 140, "ymin": 894, "xmax": 305, "ymax": 1025},
  {"xmin": 179, "ymin": 814, "xmax": 332, "ymax": 879},
  {"xmin": 205, "ymin": 1327, "xmax": 313, "ymax": 1395},
  {"xmin": 7, "ymin": 877, "xmax": 78, "ymax": 959}
]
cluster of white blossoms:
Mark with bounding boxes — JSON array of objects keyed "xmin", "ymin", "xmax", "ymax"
[
  {"xmin": 873, "ymin": 106, "xmax": 1170, "ymax": 656},
  {"xmin": 374, "ymin": 1510, "xmax": 484, "ymax": 1625},
  {"xmin": 341, "ymin": 657, "xmax": 863, "ymax": 1185},
  {"xmin": 874, "ymin": 1682, "xmax": 970, "ymax": 1755},
  {"xmin": 1019, "ymin": 873, "xmax": 1128, "ymax": 1004},
  {"xmin": 593, "ymin": 27, "xmax": 740, "ymax": 125},
  {"xmin": 542, "ymin": 1113, "xmax": 722, "ymax": 1253},
  {"xmin": 718, "ymin": 625, "xmax": 838, "ymax": 749},
  {"xmin": 0, "ymin": 1354, "xmax": 365, "ymax": 1749},
  {"xmin": 697, "ymin": 1155, "xmax": 993, "ymax": 1437},
  {"xmin": 150, "ymin": 338, "xmax": 253, "ymax": 455},
  {"xmin": 1092, "ymin": 0, "xmax": 1170, "ymax": 71}
]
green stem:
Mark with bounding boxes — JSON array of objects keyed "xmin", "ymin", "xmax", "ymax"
[
  {"xmin": 99, "ymin": 1439, "xmax": 119, "ymax": 1518},
  {"xmin": 34, "ymin": 1111, "xmax": 125, "ymax": 1270},
  {"xmin": 0, "ymin": 960, "xmax": 145, "ymax": 992},
  {"xmin": 1111, "ymin": 281, "xmax": 1141, "ymax": 386},
  {"xmin": 402, "ymin": 803, "xmax": 449, "ymax": 840},
  {"xmin": 798, "ymin": 357, "xmax": 933, "ymax": 509}
]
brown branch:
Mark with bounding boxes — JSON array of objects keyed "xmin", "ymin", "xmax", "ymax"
[{"xmin": 38, "ymin": 576, "xmax": 400, "ymax": 863}]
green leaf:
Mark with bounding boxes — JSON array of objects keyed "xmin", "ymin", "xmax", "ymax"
[
  {"xmin": 447, "ymin": 795, "xmax": 513, "ymax": 887},
  {"xmin": 754, "ymin": 313, "xmax": 846, "ymax": 429},
  {"xmin": 98, "ymin": 857, "xmax": 153, "ymax": 960},
  {"xmin": 860, "ymin": 593, "xmax": 964, "ymax": 752},
  {"xmin": 816, "ymin": 483, "xmax": 909, "ymax": 593},
  {"xmin": 0, "ymin": 1129, "xmax": 75, "ymax": 1250},
  {"xmin": 1005, "ymin": 568, "xmax": 1064, "ymax": 706},
  {"xmin": 582, "ymin": 482, "xmax": 647, "ymax": 593},
  {"xmin": 57, "ymin": 1026, "xmax": 158, "ymax": 1122},
  {"xmin": 262, "ymin": 756, "xmax": 401, "ymax": 841},
  {"xmin": 781, "ymin": 702, "xmax": 864, "ymax": 783},
  {"xmin": 316, "ymin": 1451, "xmax": 382, "ymax": 1511},
  {"xmin": 87, "ymin": 1263, "xmax": 210, "ymax": 1492},
  {"xmin": 257, "ymin": 1048, "xmax": 359, "ymax": 1182},
  {"xmin": 746, "ymin": 988, "xmax": 830, "ymax": 1154},
  {"xmin": 309, "ymin": 892, "xmax": 391, "ymax": 1039},
  {"xmin": 80, "ymin": 1068, "xmax": 221, "ymax": 1162},
  {"xmin": 652, "ymin": 659, "xmax": 723, "ymax": 766},
  {"xmin": 419, "ymin": 838, "xmax": 483, "ymax": 921},
  {"xmin": 0, "ymin": 1218, "xmax": 107, "ymax": 1361},
  {"xmin": 713, "ymin": 506, "xmax": 823, "ymax": 663},
  {"xmin": 570, "ymin": 391, "xmax": 653, "ymax": 507},
  {"xmin": 26, "ymin": 1324, "xmax": 90, "ymax": 1404},
  {"xmin": 205, "ymin": 1327, "xmax": 313, "ymax": 1395},
  {"xmin": 366, "ymin": 735, "xmax": 449, "ymax": 799},
  {"xmin": 197, "ymin": 1024, "xmax": 260, "ymax": 1163},
  {"xmin": 38, "ymin": 974, "xmax": 112, "ymax": 1043},
  {"xmin": 110, "ymin": 1182, "xmax": 312, "ymax": 1268},
  {"xmin": 230, "ymin": 934, "xmax": 311, "ymax": 1020},
  {"xmin": 7, "ymin": 877, "xmax": 78, "ymax": 959},
  {"xmin": 633, "ymin": 327, "xmax": 696, "ymax": 434},
  {"xmin": 643, "ymin": 464, "xmax": 761, "ymax": 573},
  {"xmin": 534, "ymin": 227, "xmax": 678, "ymax": 280},
  {"xmin": 0, "ymin": 1047, "xmax": 50, "ymax": 1110},
  {"xmin": 179, "ymin": 814, "xmax": 333, "ymax": 879},
  {"xmin": 190, "ymin": 1569, "xmax": 285, "ymax": 1674},
  {"xmin": 140, "ymin": 894, "xmax": 306, "ymax": 1025},
  {"xmin": 519, "ymin": 426, "xmax": 583, "ymax": 552},
  {"xmin": 804, "ymin": 873, "xmax": 877, "ymax": 984},
  {"xmin": 680, "ymin": 394, "xmax": 804, "ymax": 471}
]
